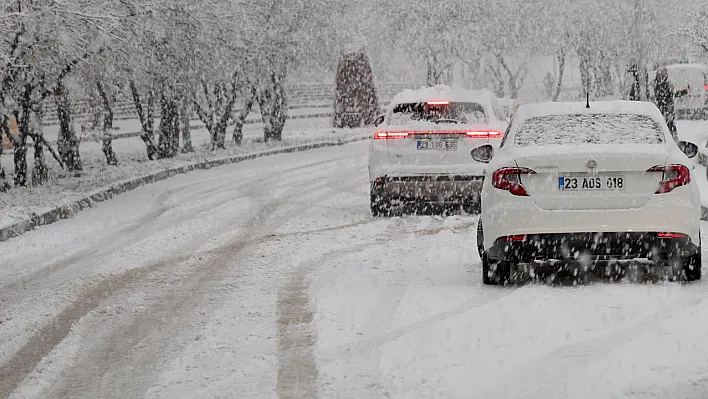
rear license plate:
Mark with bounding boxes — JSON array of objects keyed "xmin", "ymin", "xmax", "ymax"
[
  {"xmin": 558, "ymin": 176, "xmax": 625, "ymax": 191},
  {"xmin": 417, "ymin": 140, "xmax": 458, "ymax": 151}
]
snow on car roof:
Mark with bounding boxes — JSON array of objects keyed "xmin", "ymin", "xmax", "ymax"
[
  {"xmin": 513, "ymin": 100, "xmax": 665, "ymax": 122},
  {"xmin": 389, "ymin": 85, "xmax": 497, "ymax": 106}
]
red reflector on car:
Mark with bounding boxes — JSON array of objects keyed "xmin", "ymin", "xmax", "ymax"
[
  {"xmin": 657, "ymin": 232, "xmax": 687, "ymax": 239},
  {"xmin": 495, "ymin": 235, "xmax": 528, "ymax": 243}
]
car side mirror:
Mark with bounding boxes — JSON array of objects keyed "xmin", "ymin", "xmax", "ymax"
[
  {"xmin": 471, "ymin": 144, "xmax": 494, "ymax": 163},
  {"xmin": 374, "ymin": 114, "xmax": 385, "ymax": 127},
  {"xmin": 677, "ymin": 140, "xmax": 698, "ymax": 158}
]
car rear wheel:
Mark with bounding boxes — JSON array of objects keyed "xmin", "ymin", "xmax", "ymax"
[
  {"xmin": 482, "ymin": 253, "xmax": 510, "ymax": 285},
  {"xmin": 370, "ymin": 193, "xmax": 390, "ymax": 217},
  {"xmin": 683, "ymin": 250, "xmax": 702, "ymax": 281}
]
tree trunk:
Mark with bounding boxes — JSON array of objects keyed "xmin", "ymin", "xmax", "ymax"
[
  {"xmin": 232, "ymin": 86, "xmax": 256, "ymax": 146},
  {"xmin": 31, "ymin": 137, "xmax": 47, "ymax": 185},
  {"xmin": 55, "ymin": 80, "xmax": 82, "ymax": 171},
  {"xmin": 180, "ymin": 95, "xmax": 193, "ymax": 153},
  {"xmin": 593, "ymin": 50, "xmax": 614, "ymax": 98},
  {"xmin": 13, "ymin": 110, "xmax": 29, "ymax": 186},
  {"xmin": 258, "ymin": 70, "xmax": 288, "ymax": 142},
  {"xmin": 97, "ymin": 82, "xmax": 118, "ymax": 166},
  {"xmin": 31, "ymin": 105, "xmax": 48, "ymax": 185},
  {"xmin": 552, "ymin": 48, "xmax": 566, "ymax": 102},
  {"xmin": 213, "ymin": 85, "xmax": 239, "ymax": 149},
  {"xmin": 426, "ymin": 53, "xmax": 444, "ymax": 87},
  {"xmin": 0, "ymin": 121, "xmax": 8, "ymax": 192},
  {"xmin": 157, "ymin": 91, "xmax": 179, "ymax": 159},
  {"xmin": 130, "ymin": 81, "xmax": 158, "ymax": 160},
  {"xmin": 89, "ymin": 86, "xmax": 102, "ymax": 130}
]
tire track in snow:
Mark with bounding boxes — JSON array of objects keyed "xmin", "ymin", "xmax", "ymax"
[
  {"xmin": 1, "ymin": 155, "xmax": 362, "ymax": 398},
  {"xmin": 36, "ymin": 166, "xmax": 361, "ymax": 398},
  {"xmin": 0, "ymin": 156, "xmax": 350, "ymax": 295},
  {"xmin": 275, "ymin": 233, "xmax": 400, "ymax": 399},
  {"xmin": 275, "ymin": 216, "xmax": 478, "ymax": 398}
]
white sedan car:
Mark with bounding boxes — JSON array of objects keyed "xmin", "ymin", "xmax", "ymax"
[
  {"xmin": 369, "ymin": 86, "xmax": 509, "ymax": 216},
  {"xmin": 475, "ymin": 100, "xmax": 702, "ymax": 285}
]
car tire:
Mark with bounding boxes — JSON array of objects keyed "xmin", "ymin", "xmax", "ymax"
[
  {"xmin": 482, "ymin": 253, "xmax": 510, "ymax": 285},
  {"xmin": 463, "ymin": 199, "xmax": 482, "ymax": 215},
  {"xmin": 476, "ymin": 219, "xmax": 485, "ymax": 259},
  {"xmin": 684, "ymin": 250, "xmax": 702, "ymax": 282},
  {"xmin": 370, "ymin": 193, "xmax": 390, "ymax": 217}
]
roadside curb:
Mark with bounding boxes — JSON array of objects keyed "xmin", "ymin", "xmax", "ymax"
[{"xmin": 0, "ymin": 134, "xmax": 369, "ymax": 243}]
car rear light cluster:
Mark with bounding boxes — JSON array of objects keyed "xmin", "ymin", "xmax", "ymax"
[
  {"xmin": 656, "ymin": 232, "xmax": 687, "ymax": 239},
  {"xmin": 646, "ymin": 164, "xmax": 691, "ymax": 194},
  {"xmin": 374, "ymin": 130, "xmax": 503, "ymax": 139},
  {"xmin": 374, "ymin": 131, "xmax": 409, "ymax": 139},
  {"xmin": 491, "ymin": 167, "xmax": 536, "ymax": 196},
  {"xmin": 465, "ymin": 130, "xmax": 503, "ymax": 138},
  {"xmin": 495, "ymin": 235, "xmax": 528, "ymax": 243}
]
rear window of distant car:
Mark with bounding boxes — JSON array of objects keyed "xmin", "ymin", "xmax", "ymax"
[
  {"xmin": 389, "ymin": 102, "xmax": 487, "ymax": 125},
  {"xmin": 513, "ymin": 113, "xmax": 666, "ymax": 146}
]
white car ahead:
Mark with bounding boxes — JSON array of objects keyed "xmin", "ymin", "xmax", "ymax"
[
  {"xmin": 369, "ymin": 86, "xmax": 509, "ymax": 216},
  {"xmin": 475, "ymin": 100, "xmax": 702, "ymax": 285}
]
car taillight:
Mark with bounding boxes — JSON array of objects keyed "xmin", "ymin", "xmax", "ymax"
[
  {"xmin": 495, "ymin": 235, "xmax": 528, "ymax": 243},
  {"xmin": 374, "ymin": 131, "xmax": 409, "ymax": 139},
  {"xmin": 466, "ymin": 130, "xmax": 503, "ymax": 138},
  {"xmin": 657, "ymin": 232, "xmax": 687, "ymax": 239},
  {"xmin": 647, "ymin": 164, "xmax": 691, "ymax": 194},
  {"xmin": 492, "ymin": 167, "xmax": 536, "ymax": 196}
]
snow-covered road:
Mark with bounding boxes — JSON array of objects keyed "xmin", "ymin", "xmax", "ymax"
[{"xmin": 2, "ymin": 141, "xmax": 708, "ymax": 398}]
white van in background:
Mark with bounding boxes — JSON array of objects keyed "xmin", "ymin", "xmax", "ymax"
[{"xmin": 649, "ymin": 63, "xmax": 708, "ymax": 119}]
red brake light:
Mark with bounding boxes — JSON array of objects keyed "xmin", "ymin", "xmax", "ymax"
[
  {"xmin": 495, "ymin": 235, "xmax": 528, "ymax": 243},
  {"xmin": 374, "ymin": 131, "xmax": 409, "ymax": 139},
  {"xmin": 657, "ymin": 232, "xmax": 687, "ymax": 239},
  {"xmin": 426, "ymin": 100, "xmax": 450, "ymax": 105},
  {"xmin": 491, "ymin": 167, "xmax": 536, "ymax": 196},
  {"xmin": 647, "ymin": 164, "xmax": 691, "ymax": 193},
  {"xmin": 704, "ymin": 84, "xmax": 708, "ymax": 91},
  {"xmin": 466, "ymin": 130, "xmax": 503, "ymax": 138}
]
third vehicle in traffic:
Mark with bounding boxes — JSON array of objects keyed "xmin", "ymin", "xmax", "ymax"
[{"xmin": 475, "ymin": 100, "xmax": 702, "ymax": 285}]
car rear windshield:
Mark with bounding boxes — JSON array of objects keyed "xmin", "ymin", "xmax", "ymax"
[
  {"xmin": 389, "ymin": 102, "xmax": 487, "ymax": 125},
  {"xmin": 514, "ymin": 113, "xmax": 665, "ymax": 146}
]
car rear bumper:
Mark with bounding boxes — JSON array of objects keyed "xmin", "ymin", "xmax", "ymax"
[
  {"xmin": 481, "ymin": 190, "xmax": 701, "ymax": 249},
  {"xmin": 371, "ymin": 175, "xmax": 484, "ymax": 203},
  {"xmin": 485, "ymin": 231, "xmax": 700, "ymax": 263}
]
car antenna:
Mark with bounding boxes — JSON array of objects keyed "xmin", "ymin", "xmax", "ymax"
[{"xmin": 586, "ymin": 92, "xmax": 590, "ymax": 108}]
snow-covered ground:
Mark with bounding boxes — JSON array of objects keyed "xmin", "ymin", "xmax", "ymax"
[
  {"xmin": 2, "ymin": 141, "xmax": 708, "ymax": 398},
  {"xmin": 0, "ymin": 115, "xmax": 363, "ymax": 228}
]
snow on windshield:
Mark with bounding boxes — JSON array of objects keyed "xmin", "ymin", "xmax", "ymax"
[
  {"xmin": 514, "ymin": 114, "xmax": 666, "ymax": 146},
  {"xmin": 388, "ymin": 102, "xmax": 487, "ymax": 126}
]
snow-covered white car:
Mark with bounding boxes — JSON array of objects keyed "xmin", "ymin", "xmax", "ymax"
[
  {"xmin": 369, "ymin": 86, "xmax": 509, "ymax": 216},
  {"xmin": 475, "ymin": 100, "xmax": 702, "ymax": 285}
]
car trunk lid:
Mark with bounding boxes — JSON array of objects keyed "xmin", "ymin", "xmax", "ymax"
[{"xmin": 514, "ymin": 145, "xmax": 667, "ymax": 210}]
